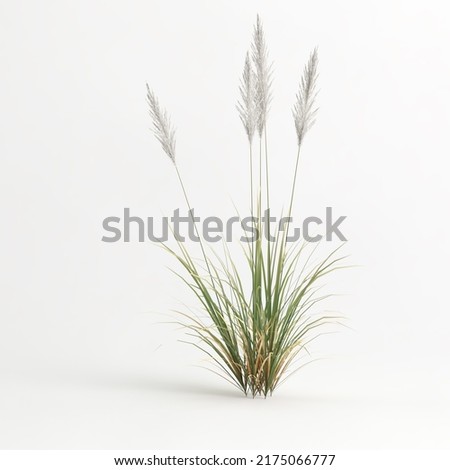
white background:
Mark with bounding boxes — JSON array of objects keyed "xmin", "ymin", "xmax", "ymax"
[{"xmin": 1, "ymin": 0, "xmax": 450, "ymax": 450}]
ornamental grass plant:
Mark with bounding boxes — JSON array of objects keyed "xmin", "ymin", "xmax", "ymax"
[{"xmin": 146, "ymin": 15, "xmax": 346, "ymax": 397}]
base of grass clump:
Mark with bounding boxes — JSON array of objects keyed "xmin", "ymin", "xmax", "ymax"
[{"xmin": 167, "ymin": 240, "xmax": 345, "ymax": 398}]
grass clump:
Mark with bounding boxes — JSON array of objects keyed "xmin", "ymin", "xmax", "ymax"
[{"xmin": 146, "ymin": 15, "xmax": 346, "ymax": 397}]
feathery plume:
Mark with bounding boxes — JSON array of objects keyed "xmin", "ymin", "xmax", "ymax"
[
  {"xmin": 146, "ymin": 84, "xmax": 176, "ymax": 163},
  {"xmin": 237, "ymin": 52, "xmax": 257, "ymax": 143},
  {"xmin": 293, "ymin": 48, "xmax": 319, "ymax": 145},
  {"xmin": 252, "ymin": 14, "xmax": 272, "ymax": 137}
]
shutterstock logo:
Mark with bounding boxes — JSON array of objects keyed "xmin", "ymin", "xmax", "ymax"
[{"xmin": 101, "ymin": 207, "xmax": 347, "ymax": 243}]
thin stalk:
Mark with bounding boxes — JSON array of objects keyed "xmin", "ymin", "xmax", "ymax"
[
  {"xmin": 249, "ymin": 140, "xmax": 257, "ymax": 377},
  {"xmin": 174, "ymin": 165, "xmax": 215, "ymax": 286},
  {"xmin": 263, "ymin": 127, "xmax": 272, "ymax": 393},
  {"xmin": 249, "ymin": 145, "xmax": 254, "ymax": 219},
  {"xmin": 264, "ymin": 127, "xmax": 272, "ymax": 320},
  {"xmin": 264, "ymin": 128, "xmax": 270, "ymax": 213},
  {"xmin": 275, "ymin": 142, "xmax": 303, "ymax": 318},
  {"xmin": 286, "ymin": 141, "xmax": 303, "ymax": 239},
  {"xmin": 249, "ymin": 143, "xmax": 255, "ymax": 287},
  {"xmin": 259, "ymin": 137, "xmax": 263, "ymax": 201}
]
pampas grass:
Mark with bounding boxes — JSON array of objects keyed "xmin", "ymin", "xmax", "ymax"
[{"xmin": 146, "ymin": 16, "xmax": 346, "ymax": 397}]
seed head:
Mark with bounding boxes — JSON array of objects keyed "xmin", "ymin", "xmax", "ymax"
[
  {"xmin": 293, "ymin": 48, "xmax": 319, "ymax": 145},
  {"xmin": 146, "ymin": 84, "xmax": 176, "ymax": 163}
]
